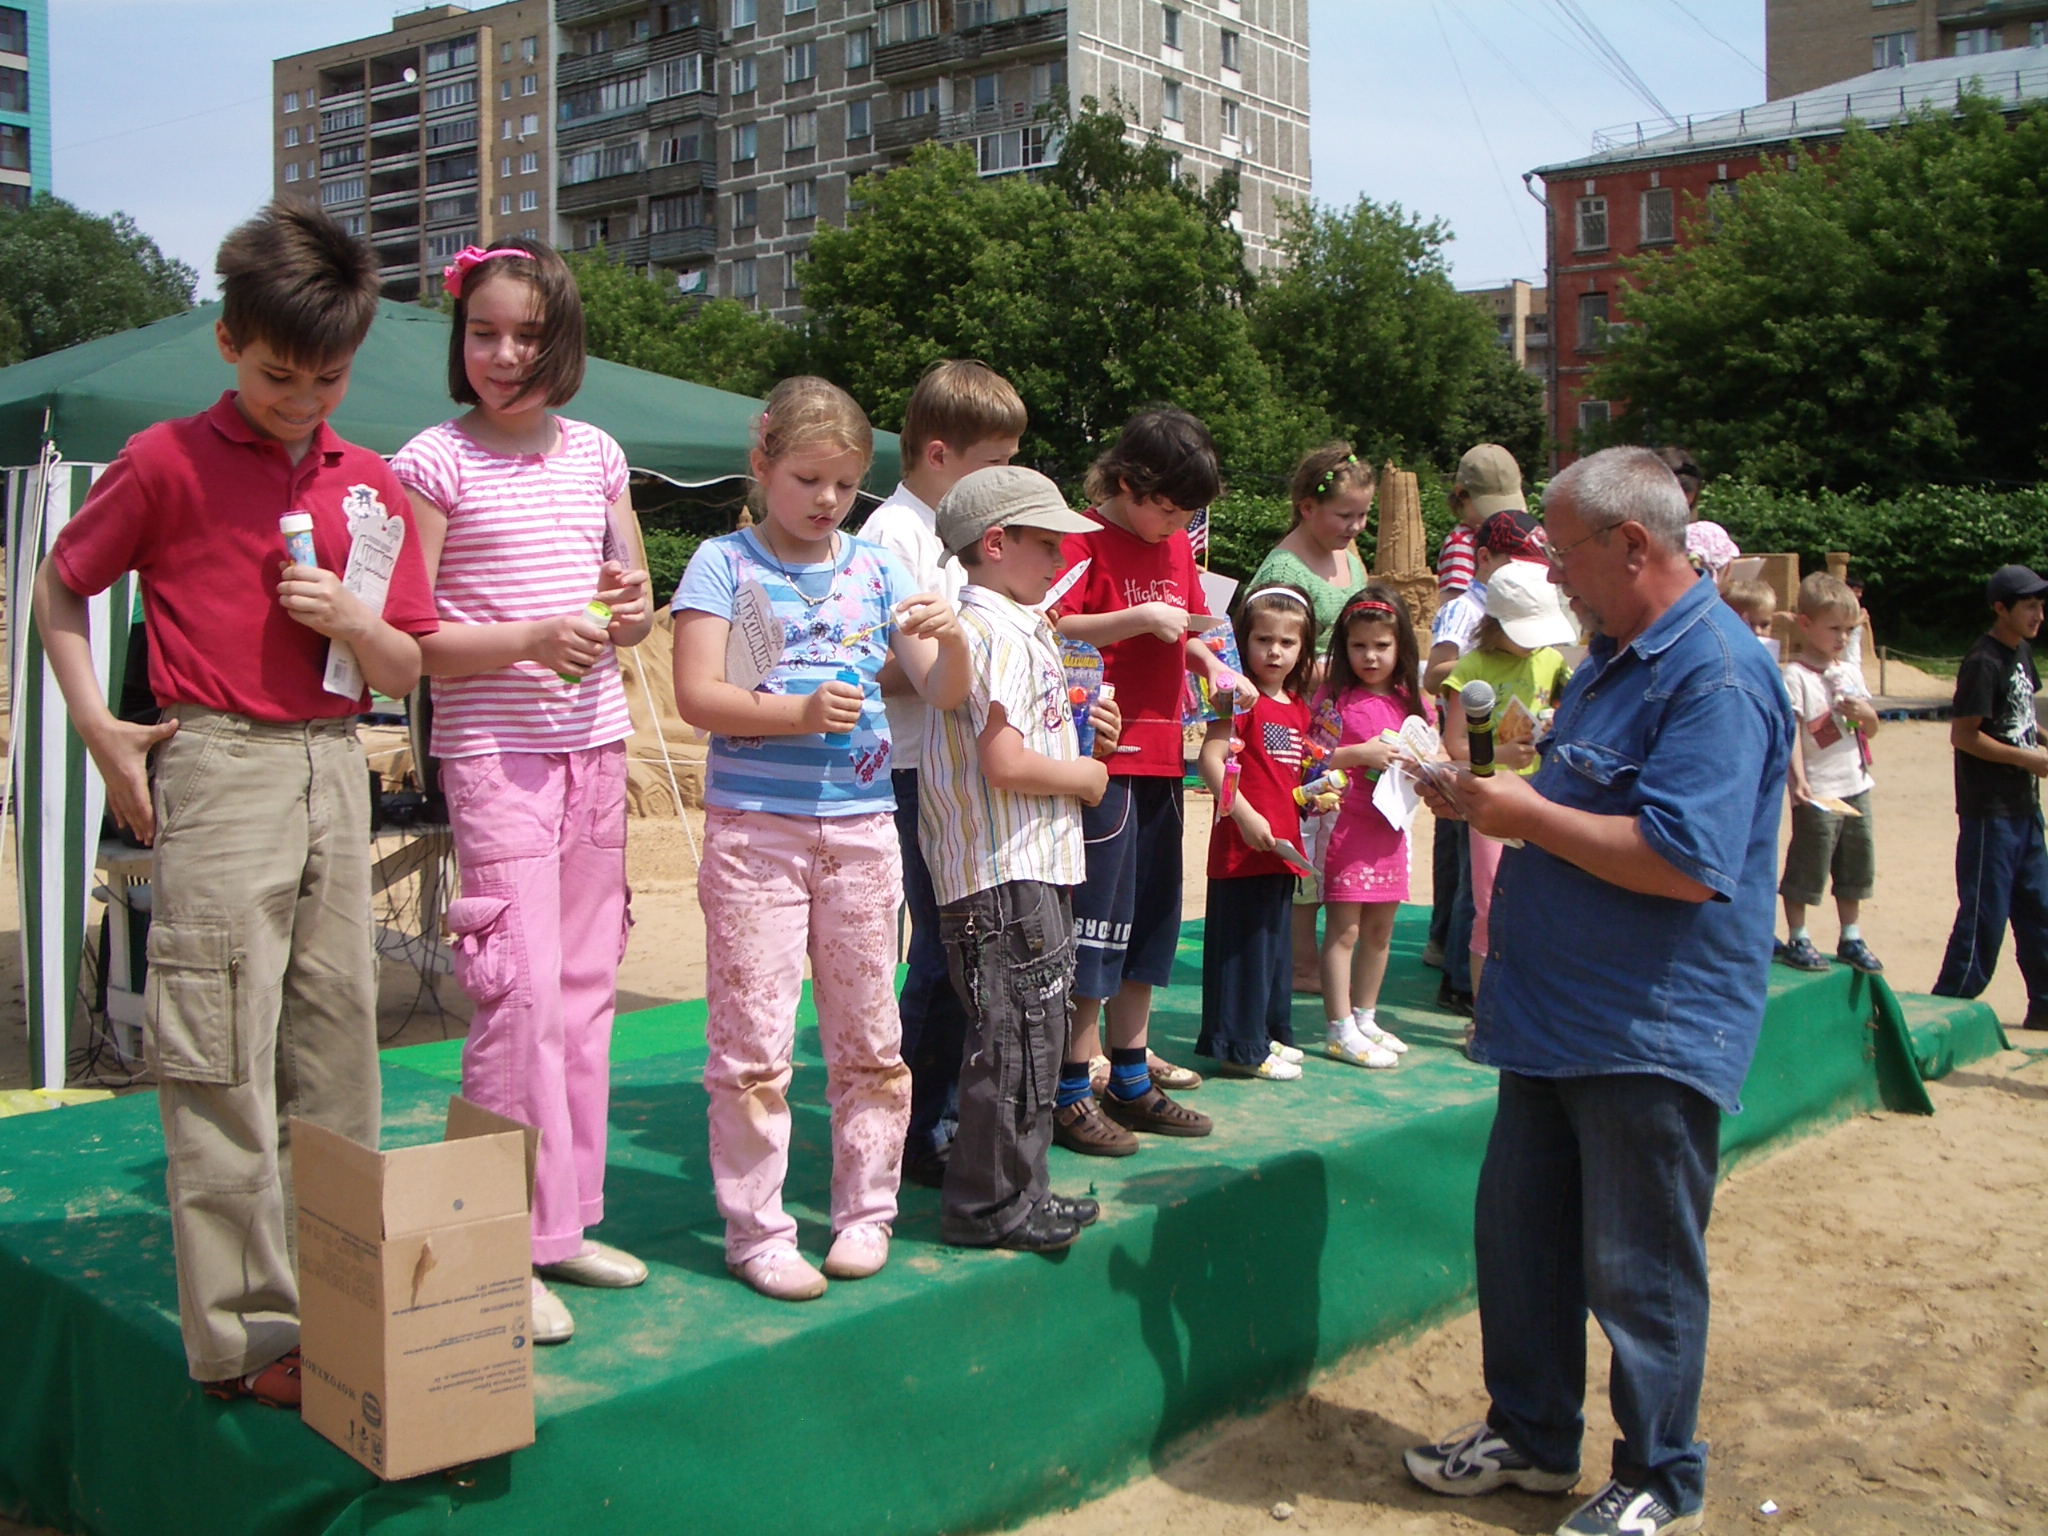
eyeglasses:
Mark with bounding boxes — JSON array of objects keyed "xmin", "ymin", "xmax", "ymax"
[{"xmin": 1543, "ymin": 522, "xmax": 1618, "ymax": 568}]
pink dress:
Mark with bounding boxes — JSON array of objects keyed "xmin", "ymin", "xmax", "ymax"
[{"xmin": 1320, "ymin": 688, "xmax": 1412, "ymax": 903}]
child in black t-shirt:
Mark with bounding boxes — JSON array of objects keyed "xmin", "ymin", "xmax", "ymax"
[{"xmin": 1934, "ymin": 565, "xmax": 2048, "ymax": 1026}]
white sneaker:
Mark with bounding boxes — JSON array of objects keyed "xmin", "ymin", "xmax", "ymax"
[
  {"xmin": 729, "ymin": 1244, "xmax": 829, "ymax": 1301},
  {"xmin": 529, "ymin": 1278, "xmax": 574, "ymax": 1344},
  {"xmin": 1268, "ymin": 1041, "xmax": 1306, "ymax": 1065},
  {"xmin": 538, "ymin": 1240, "xmax": 648, "ymax": 1288},
  {"xmin": 1222, "ymin": 1055, "xmax": 1302, "ymax": 1081},
  {"xmin": 1326, "ymin": 1027, "xmax": 1398, "ymax": 1069},
  {"xmin": 822, "ymin": 1222, "xmax": 891, "ymax": 1280},
  {"xmin": 1356, "ymin": 1018, "xmax": 1410, "ymax": 1055}
]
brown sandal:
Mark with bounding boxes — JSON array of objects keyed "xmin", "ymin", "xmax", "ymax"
[{"xmin": 203, "ymin": 1347, "xmax": 303, "ymax": 1410}]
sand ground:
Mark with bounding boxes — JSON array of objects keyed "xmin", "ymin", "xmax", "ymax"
[{"xmin": 6, "ymin": 683, "xmax": 2046, "ymax": 1535}]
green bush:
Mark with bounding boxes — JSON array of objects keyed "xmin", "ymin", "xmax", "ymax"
[{"xmin": 641, "ymin": 529, "xmax": 703, "ymax": 609}]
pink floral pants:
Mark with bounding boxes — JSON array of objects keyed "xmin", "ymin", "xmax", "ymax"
[{"xmin": 698, "ymin": 807, "xmax": 910, "ymax": 1264}]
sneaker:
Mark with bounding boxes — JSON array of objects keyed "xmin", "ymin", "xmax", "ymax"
[
  {"xmin": 1462, "ymin": 1018, "xmax": 1478, "ymax": 1061},
  {"xmin": 203, "ymin": 1347, "xmax": 304, "ymax": 1409},
  {"xmin": 1218, "ymin": 1055, "xmax": 1303, "ymax": 1081},
  {"xmin": 1148, "ymin": 1051, "xmax": 1203, "ymax": 1091},
  {"xmin": 1101, "ymin": 1084, "xmax": 1214, "ymax": 1137},
  {"xmin": 1054, "ymin": 1095, "xmax": 1140, "ymax": 1157},
  {"xmin": 994, "ymin": 1204, "xmax": 1082, "ymax": 1253},
  {"xmin": 529, "ymin": 1278, "xmax": 575, "ymax": 1343},
  {"xmin": 1043, "ymin": 1193, "xmax": 1100, "ymax": 1228},
  {"xmin": 537, "ymin": 1240, "xmax": 648, "ymax": 1288},
  {"xmin": 1327, "ymin": 1028, "xmax": 1398, "ymax": 1070},
  {"xmin": 2022, "ymin": 1005, "xmax": 2048, "ymax": 1031},
  {"xmin": 1269, "ymin": 1041, "xmax": 1306, "ymax": 1065},
  {"xmin": 1356, "ymin": 1018, "xmax": 1410, "ymax": 1054},
  {"xmin": 1556, "ymin": 1480, "xmax": 1701, "ymax": 1535},
  {"xmin": 1403, "ymin": 1422, "xmax": 1579, "ymax": 1498},
  {"xmin": 1775, "ymin": 935, "xmax": 1831, "ymax": 972},
  {"xmin": 1422, "ymin": 939, "xmax": 1446, "ymax": 969},
  {"xmin": 1436, "ymin": 977, "xmax": 1475, "ymax": 1016},
  {"xmin": 1836, "ymin": 936, "xmax": 1884, "ymax": 974},
  {"xmin": 822, "ymin": 1222, "xmax": 891, "ymax": 1280},
  {"xmin": 728, "ymin": 1244, "xmax": 829, "ymax": 1302}
]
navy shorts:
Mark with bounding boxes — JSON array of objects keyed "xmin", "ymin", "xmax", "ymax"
[{"xmin": 1073, "ymin": 775, "xmax": 1185, "ymax": 1000}]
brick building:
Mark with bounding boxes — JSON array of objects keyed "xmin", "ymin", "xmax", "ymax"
[
  {"xmin": 1769, "ymin": 0, "xmax": 2048, "ymax": 101},
  {"xmin": 1531, "ymin": 50, "xmax": 2048, "ymax": 467}
]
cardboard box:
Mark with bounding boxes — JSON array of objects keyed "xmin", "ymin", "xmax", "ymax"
[{"xmin": 293, "ymin": 1098, "xmax": 539, "ymax": 1481}]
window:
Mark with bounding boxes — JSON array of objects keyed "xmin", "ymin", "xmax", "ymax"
[
  {"xmin": 1220, "ymin": 29, "xmax": 1240, "ymax": 70},
  {"xmin": 1872, "ymin": 29, "xmax": 1917, "ymax": 68},
  {"xmin": 322, "ymin": 104, "xmax": 364, "ymax": 134},
  {"xmin": 320, "ymin": 142, "xmax": 364, "ymax": 171},
  {"xmin": 787, "ymin": 177, "xmax": 817, "ymax": 218},
  {"xmin": 660, "ymin": 3, "xmax": 703, "ymax": 29},
  {"xmin": 973, "ymin": 72, "xmax": 998, "ymax": 111},
  {"xmin": 498, "ymin": 192, "xmax": 513, "ymax": 215},
  {"xmin": 521, "ymin": 151, "xmax": 539, "ymax": 173},
  {"xmin": 520, "ymin": 189, "xmax": 539, "ymax": 212},
  {"xmin": 501, "ymin": 40, "xmax": 513, "ymax": 63},
  {"xmin": 1954, "ymin": 26, "xmax": 2001, "ymax": 55},
  {"xmin": 501, "ymin": 155, "xmax": 514, "ymax": 175},
  {"xmin": 651, "ymin": 192, "xmax": 707, "ymax": 229},
  {"xmin": 734, "ymin": 122, "xmax": 758, "ymax": 161},
  {"xmin": 1220, "ymin": 99, "xmax": 1239, "ymax": 140},
  {"xmin": 880, "ymin": 1, "xmax": 936, "ymax": 45},
  {"xmin": 1640, "ymin": 187, "xmax": 1674, "ymax": 244},
  {"xmin": 786, "ymin": 250, "xmax": 803, "ymax": 290},
  {"xmin": 522, "ymin": 35, "xmax": 538, "ymax": 61},
  {"xmin": 1031, "ymin": 59, "xmax": 1066, "ymax": 102},
  {"xmin": 562, "ymin": 140, "xmax": 645, "ymax": 184},
  {"xmin": 786, "ymin": 109, "xmax": 818, "ymax": 150},
  {"xmin": 901, "ymin": 84, "xmax": 938, "ymax": 117},
  {"xmin": 733, "ymin": 55, "xmax": 758, "ymax": 94},
  {"xmin": 284, "ymin": 124, "xmax": 300, "ymax": 148},
  {"xmin": 285, "ymin": 163, "xmax": 301, "ymax": 183},
  {"xmin": 787, "ymin": 42, "xmax": 817, "ymax": 83},
  {"xmin": 427, "ymin": 193, "xmax": 476, "ymax": 221},
  {"xmin": 341, "ymin": 213, "xmax": 366, "ymax": 235},
  {"xmin": 2036, "ymin": 21, "xmax": 2048, "ymax": 46},
  {"xmin": 1706, "ymin": 179, "xmax": 1738, "ymax": 231},
  {"xmin": 786, "ymin": 0, "xmax": 817, "ymax": 11},
  {"xmin": 320, "ymin": 176, "xmax": 364, "ymax": 207},
  {"xmin": 427, "ymin": 150, "xmax": 479, "ymax": 186},
  {"xmin": 652, "ymin": 55, "xmax": 706, "ymax": 97},
  {"xmin": 426, "ymin": 228, "xmax": 478, "ymax": 262},
  {"xmin": 1577, "ymin": 400, "xmax": 1611, "ymax": 431},
  {"xmin": 660, "ymin": 131, "xmax": 702, "ymax": 164},
  {"xmin": 500, "ymin": 79, "xmax": 513, "ymax": 101},
  {"xmin": 1575, "ymin": 195, "xmax": 1608, "ymax": 251},
  {"xmin": 734, "ymin": 189, "xmax": 758, "ymax": 225},
  {"xmin": 427, "ymin": 116, "xmax": 478, "ymax": 147},
  {"xmin": 1576, "ymin": 291, "xmax": 1610, "ymax": 351},
  {"xmin": 976, "ymin": 125, "xmax": 1052, "ymax": 174},
  {"xmin": 732, "ymin": 0, "xmax": 758, "ymax": 24},
  {"xmin": 1162, "ymin": 80, "xmax": 1182, "ymax": 122},
  {"xmin": 631, "ymin": 17, "xmax": 652, "ymax": 42},
  {"xmin": 1163, "ymin": 7, "xmax": 1182, "ymax": 51},
  {"xmin": 521, "ymin": 74, "xmax": 537, "ymax": 96},
  {"xmin": 733, "ymin": 257, "xmax": 758, "ymax": 299},
  {"xmin": 848, "ymin": 29, "xmax": 873, "ymax": 69},
  {"xmin": 0, "ymin": 7, "xmax": 24, "ymax": 54},
  {"xmin": 284, "ymin": 90, "xmax": 300, "ymax": 113},
  {"xmin": 424, "ymin": 79, "xmax": 478, "ymax": 113},
  {"xmin": 425, "ymin": 34, "xmax": 477, "ymax": 74},
  {"xmin": 559, "ymin": 74, "xmax": 640, "ymax": 122},
  {"xmin": 521, "ymin": 113, "xmax": 539, "ymax": 135},
  {"xmin": 959, "ymin": 0, "xmax": 997, "ymax": 25},
  {"xmin": 502, "ymin": 118, "xmax": 514, "ymax": 139},
  {"xmin": 847, "ymin": 98, "xmax": 872, "ymax": 138}
]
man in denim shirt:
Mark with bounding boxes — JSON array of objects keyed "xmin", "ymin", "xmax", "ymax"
[{"xmin": 1406, "ymin": 448, "xmax": 1794, "ymax": 1536}]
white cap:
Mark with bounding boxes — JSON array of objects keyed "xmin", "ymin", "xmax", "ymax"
[
  {"xmin": 279, "ymin": 512, "xmax": 314, "ymax": 533},
  {"xmin": 1484, "ymin": 560, "xmax": 1578, "ymax": 650}
]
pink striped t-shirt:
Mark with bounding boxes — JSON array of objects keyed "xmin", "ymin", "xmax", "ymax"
[{"xmin": 391, "ymin": 417, "xmax": 634, "ymax": 759}]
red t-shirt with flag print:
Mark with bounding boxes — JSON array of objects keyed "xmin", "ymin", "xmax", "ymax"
[
  {"xmin": 1058, "ymin": 510, "xmax": 1209, "ymax": 777},
  {"xmin": 1208, "ymin": 690, "xmax": 1311, "ymax": 879}
]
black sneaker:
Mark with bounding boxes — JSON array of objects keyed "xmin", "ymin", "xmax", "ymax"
[
  {"xmin": 994, "ymin": 1204, "xmax": 1081, "ymax": 1253},
  {"xmin": 1437, "ymin": 977, "xmax": 1475, "ymax": 1016},
  {"xmin": 1404, "ymin": 1422, "xmax": 1579, "ymax": 1497},
  {"xmin": 1043, "ymin": 1193, "xmax": 1099, "ymax": 1228},
  {"xmin": 1836, "ymin": 936, "xmax": 1884, "ymax": 974},
  {"xmin": 1774, "ymin": 935, "xmax": 1830, "ymax": 972},
  {"xmin": 1556, "ymin": 1480, "xmax": 1701, "ymax": 1535}
]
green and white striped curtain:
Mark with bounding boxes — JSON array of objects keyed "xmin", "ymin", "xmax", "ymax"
[{"xmin": 6, "ymin": 451, "xmax": 130, "ymax": 1089}]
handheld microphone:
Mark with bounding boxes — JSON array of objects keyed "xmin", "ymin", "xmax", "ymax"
[{"xmin": 1462, "ymin": 679, "xmax": 1498, "ymax": 777}]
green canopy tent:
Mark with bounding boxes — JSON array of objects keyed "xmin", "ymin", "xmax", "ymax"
[{"xmin": 1, "ymin": 300, "xmax": 899, "ymax": 1087}]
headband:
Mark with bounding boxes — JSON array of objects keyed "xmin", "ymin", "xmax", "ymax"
[
  {"xmin": 1345, "ymin": 598, "xmax": 1397, "ymax": 621},
  {"xmin": 1313, "ymin": 453, "xmax": 1360, "ymax": 499},
  {"xmin": 1242, "ymin": 585, "xmax": 1311, "ymax": 612},
  {"xmin": 442, "ymin": 245, "xmax": 534, "ymax": 297}
]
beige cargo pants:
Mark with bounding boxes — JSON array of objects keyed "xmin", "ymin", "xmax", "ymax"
[{"xmin": 145, "ymin": 706, "xmax": 380, "ymax": 1381}]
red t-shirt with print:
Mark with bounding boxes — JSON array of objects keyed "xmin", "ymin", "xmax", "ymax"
[
  {"xmin": 1058, "ymin": 511, "xmax": 1209, "ymax": 777},
  {"xmin": 1208, "ymin": 690, "xmax": 1312, "ymax": 880}
]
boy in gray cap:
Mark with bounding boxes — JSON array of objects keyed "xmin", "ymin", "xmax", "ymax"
[{"xmin": 921, "ymin": 466, "xmax": 1124, "ymax": 1250}]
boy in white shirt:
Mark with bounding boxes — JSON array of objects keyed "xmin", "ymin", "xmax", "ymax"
[
  {"xmin": 860, "ymin": 361, "xmax": 1026, "ymax": 1190},
  {"xmin": 1776, "ymin": 573, "xmax": 1884, "ymax": 974},
  {"xmin": 921, "ymin": 466, "xmax": 1120, "ymax": 1251}
]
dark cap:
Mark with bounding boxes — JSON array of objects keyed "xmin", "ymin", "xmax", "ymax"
[
  {"xmin": 1988, "ymin": 565, "xmax": 2048, "ymax": 607},
  {"xmin": 1476, "ymin": 509, "xmax": 1547, "ymax": 559}
]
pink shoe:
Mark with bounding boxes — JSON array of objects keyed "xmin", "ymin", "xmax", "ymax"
[
  {"xmin": 729, "ymin": 1244, "xmax": 829, "ymax": 1301},
  {"xmin": 823, "ymin": 1222, "xmax": 891, "ymax": 1280}
]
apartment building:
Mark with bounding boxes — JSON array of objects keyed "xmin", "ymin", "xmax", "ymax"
[
  {"xmin": 275, "ymin": 1, "xmax": 1308, "ymax": 316},
  {"xmin": 1463, "ymin": 278, "xmax": 1548, "ymax": 376},
  {"xmin": 1768, "ymin": 0, "xmax": 2048, "ymax": 99},
  {"xmin": 0, "ymin": 2, "xmax": 48, "ymax": 211}
]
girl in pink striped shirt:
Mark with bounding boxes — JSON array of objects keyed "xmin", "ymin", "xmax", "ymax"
[{"xmin": 392, "ymin": 241, "xmax": 654, "ymax": 1346}]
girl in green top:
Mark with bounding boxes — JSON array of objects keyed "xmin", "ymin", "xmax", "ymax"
[{"xmin": 1248, "ymin": 442, "xmax": 1376, "ymax": 994}]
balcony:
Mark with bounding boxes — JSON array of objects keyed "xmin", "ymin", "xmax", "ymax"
[
  {"xmin": 876, "ymin": 109, "xmax": 940, "ymax": 152},
  {"xmin": 577, "ymin": 233, "xmax": 649, "ymax": 265},
  {"xmin": 648, "ymin": 159, "xmax": 716, "ymax": 196},
  {"xmin": 558, "ymin": 40, "xmax": 649, "ymax": 89},
  {"xmin": 875, "ymin": 8, "xmax": 1065, "ymax": 78},
  {"xmin": 650, "ymin": 91, "xmax": 718, "ymax": 128},
  {"xmin": 557, "ymin": 172, "xmax": 651, "ymax": 216},
  {"xmin": 648, "ymin": 226, "xmax": 717, "ymax": 264},
  {"xmin": 555, "ymin": 0, "xmax": 649, "ymax": 23},
  {"xmin": 650, "ymin": 27, "xmax": 716, "ymax": 64},
  {"xmin": 557, "ymin": 106, "xmax": 649, "ymax": 148},
  {"xmin": 938, "ymin": 100, "xmax": 1038, "ymax": 140}
]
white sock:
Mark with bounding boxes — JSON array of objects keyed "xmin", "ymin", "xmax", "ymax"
[
  {"xmin": 1790, "ymin": 926, "xmax": 1810, "ymax": 944},
  {"xmin": 1351, "ymin": 1007, "xmax": 1378, "ymax": 1035},
  {"xmin": 1841, "ymin": 923, "xmax": 1861, "ymax": 943},
  {"xmin": 1326, "ymin": 1017, "xmax": 1352, "ymax": 1037}
]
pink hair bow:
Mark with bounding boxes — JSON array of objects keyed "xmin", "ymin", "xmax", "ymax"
[{"xmin": 442, "ymin": 245, "xmax": 534, "ymax": 297}]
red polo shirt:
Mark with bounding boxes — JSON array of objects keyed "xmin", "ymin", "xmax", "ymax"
[{"xmin": 53, "ymin": 392, "xmax": 439, "ymax": 722}]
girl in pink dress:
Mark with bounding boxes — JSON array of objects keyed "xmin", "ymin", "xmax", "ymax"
[{"xmin": 1315, "ymin": 586, "xmax": 1428, "ymax": 1068}]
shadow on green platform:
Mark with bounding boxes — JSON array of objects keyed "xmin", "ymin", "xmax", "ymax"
[{"xmin": 0, "ymin": 908, "xmax": 2005, "ymax": 1536}]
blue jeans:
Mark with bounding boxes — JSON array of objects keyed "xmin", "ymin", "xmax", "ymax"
[
  {"xmin": 1429, "ymin": 816, "xmax": 1459, "ymax": 953},
  {"xmin": 1444, "ymin": 821, "xmax": 1474, "ymax": 994},
  {"xmin": 892, "ymin": 769, "xmax": 971, "ymax": 1161},
  {"xmin": 1476, "ymin": 1070, "xmax": 1720, "ymax": 1516},
  {"xmin": 1934, "ymin": 813, "xmax": 2048, "ymax": 1010}
]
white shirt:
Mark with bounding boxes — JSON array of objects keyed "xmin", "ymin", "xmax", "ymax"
[
  {"xmin": 1784, "ymin": 658, "xmax": 1873, "ymax": 799},
  {"xmin": 1431, "ymin": 579, "xmax": 1488, "ymax": 655},
  {"xmin": 859, "ymin": 482, "xmax": 967, "ymax": 771}
]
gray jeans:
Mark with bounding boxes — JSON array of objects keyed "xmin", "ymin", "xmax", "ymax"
[{"xmin": 937, "ymin": 881, "xmax": 1073, "ymax": 1245}]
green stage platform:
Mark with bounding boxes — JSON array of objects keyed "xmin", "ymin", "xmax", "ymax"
[{"xmin": 0, "ymin": 909, "xmax": 2005, "ymax": 1536}]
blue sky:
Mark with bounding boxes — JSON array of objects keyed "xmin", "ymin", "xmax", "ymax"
[{"xmin": 51, "ymin": 0, "xmax": 1767, "ymax": 296}]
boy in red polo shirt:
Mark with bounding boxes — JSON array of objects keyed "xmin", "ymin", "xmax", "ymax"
[
  {"xmin": 1053, "ymin": 408, "xmax": 1243, "ymax": 1153},
  {"xmin": 31, "ymin": 203, "xmax": 439, "ymax": 1406}
]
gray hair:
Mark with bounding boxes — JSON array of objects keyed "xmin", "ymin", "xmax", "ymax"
[{"xmin": 1546, "ymin": 447, "xmax": 1690, "ymax": 553}]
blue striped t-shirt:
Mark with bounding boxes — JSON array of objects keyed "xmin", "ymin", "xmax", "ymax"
[{"xmin": 672, "ymin": 527, "xmax": 918, "ymax": 816}]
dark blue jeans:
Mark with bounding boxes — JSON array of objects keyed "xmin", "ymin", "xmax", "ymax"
[
  {"xmin": 1476, "ymin": 1071, "xmax": 1720, "ymax": 1516},
  {"xmin": 1429, "ymin": 816, "xmax": 1459, "ymax": 954},
  {"xmin": 1934, "ymin": 813, "xmax": 2048, "ymax": 1010},
  {"xmin": 892, "ymin": 769, "xmax": 972, "ymax": 1161},
  {"xmin": 1445, "ymin": 821, "xmax": 1474, "ymax": 994}
]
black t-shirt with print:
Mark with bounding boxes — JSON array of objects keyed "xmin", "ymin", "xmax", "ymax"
[{"xmin": 1953, "ymin": 632, "xmax": 2042, "ymax": 819}]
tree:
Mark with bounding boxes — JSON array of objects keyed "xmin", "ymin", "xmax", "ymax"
[
  {"xmin": 1250, "ymin": 196, "xmax": 1541, "ymax": 473},
  {"xmin": 797, "ymin": 103, "xmax": 1315, "ymax": 485},
  {"xmin": 567, "ymin": 249, "xmax": 787, "ymax": 398},
  {"xmin": 1589, "ymin": 98, "xmax": 2048, "ymax": 495},
  {"xmin": 0, "ymin": 196, "xmax": 196, "ymax": 363}
]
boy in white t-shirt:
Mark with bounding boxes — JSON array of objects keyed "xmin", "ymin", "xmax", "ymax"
[
  {"xmin": 1776, "ymin": 573, "xmax": 1884, "ymax": 974},
  {"xmin": 858, "ymin": 361, "xmax": 1026, "ymax": 1191}
]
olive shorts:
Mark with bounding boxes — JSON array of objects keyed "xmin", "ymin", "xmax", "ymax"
[{"xmin": 1779, "ymin": 789, "xmax": 1875, "ymax": 906}]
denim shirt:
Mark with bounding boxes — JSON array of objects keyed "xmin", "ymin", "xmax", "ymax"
[{"xmin": 1473, "ymin": 573, "xmax": 1795, "ymax": 1113}]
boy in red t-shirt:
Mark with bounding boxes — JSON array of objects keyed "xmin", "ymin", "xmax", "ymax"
[
  {"xmin": 32, "ymin": 203, "xmax": 439, "ymax": 1406},
  {"xmin": 1052, "ymin": 409, "xmax": 1245, "ymax": 1153}
]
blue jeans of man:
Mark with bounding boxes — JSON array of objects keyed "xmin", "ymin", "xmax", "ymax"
[
  {"xmin": 1476, "ymin": 1070, "xmax": 1720, "ymax": 1516},
  {"xmin": 1444, "ymin": 821, "xmax": 1474, "ymax": 995},
  {"xmin": 892, "ymin": 769, "xmax": 972, "ymax": 1161},
  {"xmin": 1933, "ymin": 813, "xmax": 2048, "ymax": 1011}
]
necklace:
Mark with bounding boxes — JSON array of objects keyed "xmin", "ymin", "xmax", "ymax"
[{"xmin": 757, "ymin": 528, "xmax": 843, "ymax": 607}]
